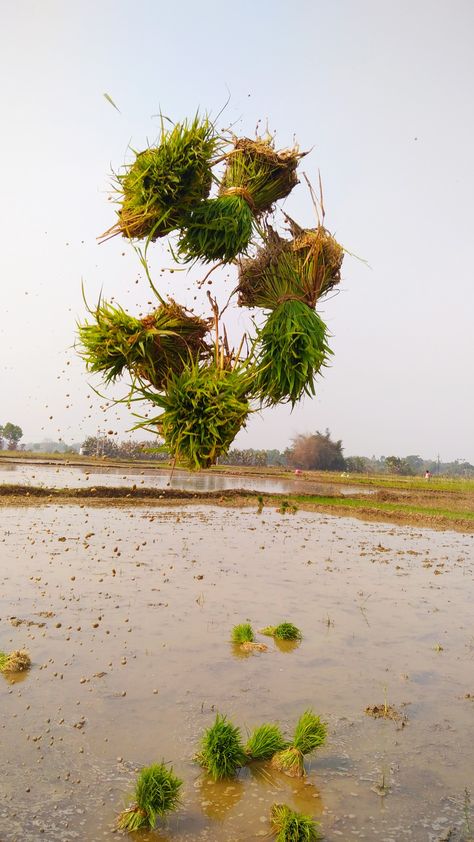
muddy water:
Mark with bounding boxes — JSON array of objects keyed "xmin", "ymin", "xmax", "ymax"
[
  {"xmin": 0, "ymin": 462, "xmax": 371, "ymax": 496},
  {"xmin": 1, "ymin": 505, "xmax": 473, "ymax": 841}
]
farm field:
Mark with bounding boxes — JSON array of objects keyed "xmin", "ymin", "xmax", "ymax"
[{"xmin": 1, "ymin": 502, "xmax": 473, "ymax": 840}]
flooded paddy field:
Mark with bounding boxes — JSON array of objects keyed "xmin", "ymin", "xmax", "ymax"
[
  {"xmin": 0, "ymin": 460, "xmax": 369, "ymax": 497},
  {"xmin": 1, "ymin": 504, "xmax": 473, "ymax": 841}
]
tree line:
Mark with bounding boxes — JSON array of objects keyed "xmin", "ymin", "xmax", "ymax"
[{"xmin": 1, "ymin": 425, "xmax": 472, "ymax": 476}]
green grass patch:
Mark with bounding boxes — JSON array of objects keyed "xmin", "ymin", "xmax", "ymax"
[{"xmin": 291, "ymin": 495, "xmax": 474, "ymax": 522}]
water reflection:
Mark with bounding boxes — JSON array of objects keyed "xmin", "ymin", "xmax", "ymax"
[
  {"xmin": 273, "ymin": 638, "xmax": 302, "ymax": 655},
  {"xmin": 195, "ymin": 775, "xmax": 245, "ymax": 820},
  {"xmin": 0, "ymin": 461, "xmax": 372, "ymax": 496}
]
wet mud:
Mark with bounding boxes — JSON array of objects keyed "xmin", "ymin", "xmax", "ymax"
[{"xmin": 1, "ymin": 505, "xmax": 473, "ymax": 840}]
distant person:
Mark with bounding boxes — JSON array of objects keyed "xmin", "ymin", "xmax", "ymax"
[{"xmin": 425, "ymin": 470, "xmax": 432, "ymax": 480}]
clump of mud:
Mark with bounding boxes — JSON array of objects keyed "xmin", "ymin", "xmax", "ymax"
[
  {"xmin": 365, "ymin": 703, "xmax": 407, "ymax": 724},
  {"xmin": 0, "ymin": 649, "xmax": 31, "ymax": 673}
]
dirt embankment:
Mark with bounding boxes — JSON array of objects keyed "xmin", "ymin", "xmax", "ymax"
[{"xmin": 0, "ymin": 483, "xmax": 472, "ymax": 533}]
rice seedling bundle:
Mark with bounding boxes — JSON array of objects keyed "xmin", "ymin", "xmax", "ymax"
[
  {"xmin": 176, "ymin": 137, "xmax": 302, "ymax": 263},
  {"xmin": 196, "ymin": 713, "xmax": 247, "ymax": 781},
  {"xmin": 177, "ymin": 194, "xmax": 254, "ymax": 263},
  {"xmin": 116, "ymin": 762, "xmax": 182, "ymax": 831},
  {"xmin": 270, "ymin": 803, "xmax": 321, "ymax": 841},
  {"xmin": 245, "ymin": 723, "xmax": 287, "ymax": 761},
  {"xmin": 231, "ymin": 623, "xmax": 255, "ymax": 644},
  {"xmin": 260, "ymin": 622, "xmax": 302, "ymax": 641},
  {"xmin": 238, "ymin": 223, "xmax": 344, "ymax": 309},
  {"xmin": 101, "ymin": 116, "xmax": 218, "ymax": 242},
  {"xmin": 0, "ymin": 650, "xmax": 31, "ymax": 673},
  {"xmin": 272, "ymin": 710, "xmax": 327, "ymax": 777},
  {"xmin": 221, "ymin": 137, "xmax": 301, "ymax": 214},
  {"xmin": 144, "ymin": 359, "xmax": 251, "ymax": 469},
  {"xmin": 77, "ymin": 299, "xmax": 210, "ymax": 389},
  {"xmin": 254, "ymin": 301, "xmax": 332, "ymax": 406}
]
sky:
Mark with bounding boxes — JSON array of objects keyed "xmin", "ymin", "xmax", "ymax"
[{"xmin": 1, "ymin": 0, "xmax": 473, "ymax": 461}]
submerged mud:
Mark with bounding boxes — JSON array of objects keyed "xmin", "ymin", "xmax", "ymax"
[{"xmin": 1, "ymin": 505, "xmax": 473, "ymax": 840}]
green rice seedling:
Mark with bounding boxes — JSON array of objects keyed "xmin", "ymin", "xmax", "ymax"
[
  {"xmin": 272, "ymin": 710, "xmax": 327, "ymax": 777},
  {"xmin": 270, "ymin": 803, "xmax": 321, "ymax": 841},
  {"xmin": 177, "ymin": 194, "xmax": 254, "ymax": 263},
  {"xmin": 0, "ymin": 650, "xmax": 31, "ymax": 673},
  {"xmin": 140, "ymin": 358, "xmax": 252, "ymax": 469},
  {"xmin": 176, "ymin": 137, "xmax": 303, "ymax": 263},
  {"xmin": 101, "ymin": 115, "xmax": 219, "ymax": 242},
  {"xmin": 196, "ymin": 713, "xmax": 247, "ymax": 781},
  {"xmin": 238, "ymin": 222, "xmax": 344, "ymax": 309},
  {"xmin": 293, "ymin": 710, "xmax": 327, "ymax": 754},
  {"xmin": 220, "ymin": 137, "xmax": 302, "ymax": 214},
  {"xmin": 245, "ymin": 723, "xmax": 287, "ymax": 761},
  {"xmin": 231, "ymin": 623, "xmax": 255, "ymax": 644},
  {"xmin": 116, "ymin": 762, "xmax": 182, "ymax": 831},
  {"xmin": 260, "ymin": 622, "xmax": 302, "ymax": 641},
  {"xmin": 77, "ymin": 299, "xmax": 210, "ymax": 389},
  {"xmin": 254, "ymin": 302, "xmax": 332, "ymax": 406}
]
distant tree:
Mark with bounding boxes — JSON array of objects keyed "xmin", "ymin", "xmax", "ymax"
[
  {"xmin": 385, "ymin": 456, "xmax": 402, "ymax": 474},
  {"xmin": 2, "ymin": 422, "xmax": 23, "ymax": 450},
  {"xmin": 219, "ymin": 448, "xmax": 268, "ymax": 467},
  {"xmin": 81, "ymin": 435, "xmax": 118, "ymax": 457},
  {"xmin": 286, "ymin": 429, "xmax": 346, "ymax": 471},
  {"xmin": 345, "ymin": 456, "xmax": 370, "ymax": 473},
  {"xmin": 266, "ymin": 449, "xmax": 287, "ymax": 467},
  {"xmin": 404, "ymin": 454, "xmax": 424, "ymax": 474},
  {"xmin": 385, "ymin": 455, "xmax": 415, "ymax": 476},
  {"xmin": 0, "ymin": 425, "xmax": 4, "ymax": 450},
  {"xmin": 80, "ymin": 436, "xmax": 168, "ymax": 461}
]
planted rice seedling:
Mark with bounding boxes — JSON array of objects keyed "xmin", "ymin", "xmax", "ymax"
[
  {"xmin": 138, "ymin": 358, "xmax": 252, "ymax": 470},
  {"xmin": 116, "ymin": 762, "xmax": 182, "ymax": 831},
  {"xmin": 260, "ymin": 623, "xmax": 302, "ymax": 641},
  {"xmin": 0, "ymin": 650, "xmax": 31, "ymax": 673},
  {"xmin": 196, "ymin": 713, "xmax": 247, "ymax": 781},
  {"xmin": 272, "ymin": 710, "xmax": 327, "ymax": 777},
  {"xmin": 77, "ymin": 298, "xmax": 210, "ymax": 388},
  {"xmin": 101, "ymin": 116, "xmax": 218, "ymax": 242},
  {"xmin": 231, "ymin": 623, "xmax": 255, "ymax": 644},
  {"xmin": 270, "ymin": 803, "xmax": 321, "ymax": 841},
  {"xmin": 245, "ymin": 723, "xmax": 287, "ymax": 761}
]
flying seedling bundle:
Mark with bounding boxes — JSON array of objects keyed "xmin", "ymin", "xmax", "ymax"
[
  {"xmin": 79, "ymin": 112, "xmax": 346, "ymax": 468},
  {"xmin": 78, "ymin": 298, "xmax": 210, "ymax": 389}
]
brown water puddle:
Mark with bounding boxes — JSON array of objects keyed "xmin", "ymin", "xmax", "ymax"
[{"xmin": 1, "ymin": 505, "xmax": 473, "ymax": 841}]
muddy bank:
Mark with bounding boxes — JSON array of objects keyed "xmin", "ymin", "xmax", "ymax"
[{"xmin": 0, "ymin": 482, "xmax": 473, "ymax": 533}]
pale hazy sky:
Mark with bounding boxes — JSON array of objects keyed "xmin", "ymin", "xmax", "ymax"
[{"xmin": 1, "ymin": 0, "xmax": 473, "ymax": 461}]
